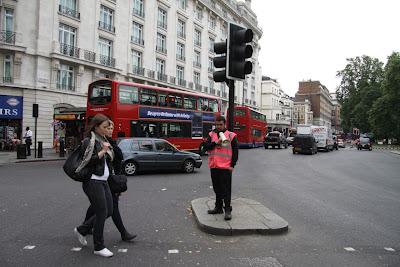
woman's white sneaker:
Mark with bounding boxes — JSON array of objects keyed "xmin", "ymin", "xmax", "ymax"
[
  {"xmin": 74, "ymin": 228, "xmax": 87, "ymax": 246},
  {"xmin": 94, "ymin": 248, "xmax": 114, "ymax": 257}
]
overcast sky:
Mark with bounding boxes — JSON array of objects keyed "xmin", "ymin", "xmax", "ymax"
[{"xmin": 250, "ymin": 0, "xmax": 400, "ymax": 97}]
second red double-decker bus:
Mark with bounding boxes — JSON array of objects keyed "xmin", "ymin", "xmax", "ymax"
[
  {"xmin": 228, "ymin": 106, "xmax": 267, "ymax": 148},
  {"xmin": 86, "ymin": 79, "xmax": 220, "ymax": 152}
]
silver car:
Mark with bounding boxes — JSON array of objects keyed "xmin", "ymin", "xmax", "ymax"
[{"xmin": 118, "ymin": 138, "xmax": 202, "ymax": 176}]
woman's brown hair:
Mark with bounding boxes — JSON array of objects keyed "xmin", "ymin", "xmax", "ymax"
[{"xmin": 85, "ymin": 113, "xmax": 110, "ymax": 137}]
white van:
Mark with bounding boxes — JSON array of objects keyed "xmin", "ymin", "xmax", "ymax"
[{"xmin": 310, "ymin": 126, "xmax": 334, "ymax": 151}]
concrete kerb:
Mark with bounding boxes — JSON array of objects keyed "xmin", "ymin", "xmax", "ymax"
[{"xmin": 191, "ymin": 197, "xmax": 289, "ymax": 236}]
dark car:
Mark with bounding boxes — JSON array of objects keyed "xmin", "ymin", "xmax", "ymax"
[
  {"xmin": 264, "ymin": 131, "xmax": 288, "ymax": 149},
  {"xmin": 292, "ymin": 134, "xmax": 318, "ymax": 155},
  {"xmin": 357, "ymin": 137, "xmax": 372, "ymax": 151},
  {"xmin": 117, "ymin": 138, "xmax": 202, "ymax": 176}
]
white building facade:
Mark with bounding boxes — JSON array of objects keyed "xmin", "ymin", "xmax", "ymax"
[{"xmin": 0, "ymin": 0, "xmax": 262, "ymax": 148}]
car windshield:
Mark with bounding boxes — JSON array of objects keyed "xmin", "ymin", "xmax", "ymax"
[{"xmin": 360, "ymin": 137, "xmax": 370, "ymax": 144}]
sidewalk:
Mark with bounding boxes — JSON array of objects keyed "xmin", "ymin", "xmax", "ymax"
[
  {"xmin": 0, "ymin": 148, "xmax": 65, "ymax": 165},
  {"xmin": 191, "ymin": 197, "xmax": 288, "ymax": 236}
]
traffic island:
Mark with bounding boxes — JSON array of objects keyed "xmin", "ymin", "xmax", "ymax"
[{"xmin": 191, "ymin": 197, "xmax": 288, "ymax": 236}]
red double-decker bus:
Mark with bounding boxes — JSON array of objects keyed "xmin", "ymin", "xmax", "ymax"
[
  {"xmin": 228, "ymin": 106, "xmax": 267, "ymax": 148},
  {"xmin": 86, "ymin": 79, "xmax": 220, "ymax": 152}
]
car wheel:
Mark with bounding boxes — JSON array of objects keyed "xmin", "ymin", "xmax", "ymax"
[
  {"xmin": 198, "ymin": 143, "xmax": 205, "ymax": 156},
  {"xmin": 183, "ymin": 159, "xmax": 195, "ymax": 173},
  {"xmin": 369, "ymin": 147, "xmax": 372, "ymax": 151},
  {"xmin": 124, "ymin": 161, "xmax": 138, "ymax": 176}
]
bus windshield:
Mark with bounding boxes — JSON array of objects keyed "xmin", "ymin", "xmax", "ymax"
[{"xmin": 89, "ymin": 82, "xmax": 112, "ymax": 105}]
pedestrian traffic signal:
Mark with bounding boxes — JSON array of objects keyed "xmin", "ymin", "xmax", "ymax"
[
  {"xmin": 227, "ymin": 23, "xmax": 253, "ymax": 80},
  {"xmin": 213, "ymin": 40, "xmax": 227, "ymax": 83}
]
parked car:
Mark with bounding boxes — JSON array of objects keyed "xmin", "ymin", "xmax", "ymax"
[
  {"xmin": 117, "ymin": 138, "xmax": 202, "ymax": 175},
  {"xmin": 292, "ymin": 134, "xmax": 318, "ymax": 155},
  {"xmin": 264, "ymin": 131, "xmax": 288, "ymax": 149},
  {"xmin": 337, "ymin": 138, "xmax": 345, "ymax": 148},
  {"xmin": 357, "ymin": 137, "xmax": 372, "ymax": 151}
]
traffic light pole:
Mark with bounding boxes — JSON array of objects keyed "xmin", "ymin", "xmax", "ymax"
[{"xmin": 228, "ymin": 79, "xmax": 235, "ymax": 132}]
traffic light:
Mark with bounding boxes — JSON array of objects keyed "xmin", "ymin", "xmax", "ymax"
[
  {"xmin": 227, "ymin": 23, "xmax": 253, "ymax": 80},
  {"xmin": 213, "ymin": 40, "xmax": 227, "ymax": 83}
]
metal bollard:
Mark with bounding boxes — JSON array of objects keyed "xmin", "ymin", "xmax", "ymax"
[
  {"xmin": 37, "ymin": 141, "xmax": 43, "ymax": 158},
  {"xmin": 59, "ymin": 139, "xmax": 65, "ymax": 157}
]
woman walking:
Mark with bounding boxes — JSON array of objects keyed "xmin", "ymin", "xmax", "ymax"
[
  {"xmin": 73, "ymin": 114, "xmax": 115, "ymax": 257},
  {"xmin": 82, "ymin": 120, "xmax": 136, "ymax": 242}
]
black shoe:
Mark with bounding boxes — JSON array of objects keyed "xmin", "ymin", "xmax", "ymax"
[
  {"xmin": 207, "ymin": 207, "xmax": 223, "ymax": 214},
  {"xmin": 224, "ymin": 207, "xmax": 232, "ymax": 221},
  {"xmin": 121, "ymin": 232, "xmax": 137, "ymax": 242}
]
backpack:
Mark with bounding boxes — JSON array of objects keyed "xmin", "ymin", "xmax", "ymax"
[{"xmin": 63, "ymin": 144, "xmax": 92, "ymax": 182}]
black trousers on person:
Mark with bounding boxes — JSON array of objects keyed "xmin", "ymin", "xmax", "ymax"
[
  {"xmin": 210, "ymin": 168, "xmax": 232, "ymax": 209},
  {"xmin": 77, "ymin": 179, "xmax": 113, "ymax": 251},
  {"xmin": 83, "ymin": 192, "xmax": 127, "ymax": 236}
]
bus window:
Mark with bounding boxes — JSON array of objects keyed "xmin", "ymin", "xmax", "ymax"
[
  {"xmin": 198, "ymin": 98, "xmax": 208, "ymax": 111},
  {"xmin": 169, "ymin": 122, "xmax": 191, "ymax": 137},
  {"xmin": 183, "ymin": 97, "xmax": 197, "ymax": 110},
  {"xmin": 234, "ymin": 109, "xmax": 246, "ymax": 117},
  {"xmin": 139, "ymin": 122, "xmax": 157, "ymax": 137},
  {"xmin": 208, "ymin": 99, "xmax": 218, "ymax": 112},
  {"xmin": 167, "ymin": 94, "xmax": 183, "ymax": 108},
  {"xmin": 252, "ymin": 128, "xmax": 262, "ymax": 137},
  {"xmin": 158, "ymin": 122, "xmax": 168, "ymax": 137},
  {"xmin": 140, "ymin": 89, "xmax": 157, "ymax": 106},
  {"xmin": 203, "ymin": 123, "xmax": 213, "ymax": 137},
  {"xmin": 89, "ymin": 83, "xmax": 111, "ymax": 105},
  {"xmin": 119, "ymin": 85, "xmax": 139, "ymax": 104},
  {"xmin": 158, "ymin": 94, "xmax": 167, "ymax": 106}
]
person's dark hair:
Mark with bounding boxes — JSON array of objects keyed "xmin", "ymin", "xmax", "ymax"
[
  {"xmin": 215, "ymin": 116, "xmax": 226, "ymax": 123},
  {"xmin": 26, "ymin": 127, "xmax": 30, "ymax": 131},
  {"xmin": 85, "ymin": 114, "xmax": 110, "ymax": 137}
]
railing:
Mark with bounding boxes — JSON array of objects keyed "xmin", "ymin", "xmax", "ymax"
[
  {"xmin": 56, "ymin": 83, "xmax": 75, "ymax": 91},
  {"xmin": 176, "ymin": 54, "xmax": 185, "ymax": 61},
  {"xmin": 177, "ymin": 79, "xmax": 186, "ymax": 87},
  {"xmin": 3, "ymin": 76, "xmax": 13, "ymax": 83},
  {"xmin": 157, "ymin": 72, "xmax": 168, "ymax": 82},
  {"xmin": 157, "ymin": 21, "xmax": 167, "ymax": 30},
  {"xmin": 177, "ymin": 31, "xmax": 186, "ymax": 39},
  {"xmin": 194, "ymin": 40, "xmax": 202, "ymax": 47},
  {"xmin": 210, "ymin": 89, "xmax": 216, "ymax": 95},
  {"xmin": 188, "ymin": 82, "xmax": 193, "ymax": 89},
  {"xmin": 193, "ymin": 62, "xmax": 201, "ymax": 68},
  {"xmin": 208, "ymin": 67, "xmax": 214, "ymax": 73},
  {"xmin": 60, "ymin": 43, "xmax": 80, "ymax": 58},
  {"xmin": 132, "ymin": 66, "xmax": 145, "ymax": 76},
  {"xmin": 131, "ymin": 36, "xmax": 144, "ymax": 45},
  {"xmin": 0, "ymin": 31, "xmax": 15, "ymax": 45},
  {"xmin": 133, "ymin": 8, "xmax": 145, "ymax": 18},
  {"xmin": 98, "ymin": 55, "xmax": 115, "ymax": 67},
  {"xmin": 156, "ymin": 46, "xmax": 167, "ymax": 54},
  {"xmin": 147, "ymin": 70, "xmax": 155, "ymax": 79},
  {"xmin": 195, "ymin": 84, "xmax": 202, "ymax": 91},
  {"xmin": 98, "ymin": 21, "xmax": 115, "ymax": 33},
  {"xmin": 58, "ymin": 5, "xmax": 80, "ymax": 19},
  {"xmin": 170, "ymin": 76, "xmax": 176, "ymax": 84},
  {"xmin": 84, "ymin": 50, "xmax": 96, "ymax": 62}
]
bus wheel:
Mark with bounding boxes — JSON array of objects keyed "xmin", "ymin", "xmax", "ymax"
[
  {"xmin": 198, "ymin": 143, "xmax": 205, "ymax": 156},
  {"xmin": 124, "ymin": 161, "xmax": 138, "ymax": 176},
  {"xmin": 183, "ymin": 159, "xmax": 195, "ymax": 173}
]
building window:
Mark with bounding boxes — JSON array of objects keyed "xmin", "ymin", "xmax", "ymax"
[
  {"xmin": 195, "ymin": 6, "xmax": 202, "ymax": 21},
  {"xmin": 176, "ymin": 42, "xmax": 185, "ymax": 61},
  {"xmin": 209, "ymin": 15, "xmax": 216, "ymax": 30},
  {"xmin": 156, "ymin": 58, "xmax": 166, "ymax": 80},
  {"xmin": 194, "ymin": 51, "xmax": 201, "ymax": 68},
  {"xmin": 98, "ymin": 37, "xmax": 114, "ymax": 66},
  {"xmin": 59, "ymin": 0, "xmax": 79, "ymax": 19},
  {"xmin": 208, "ymin": 57, "xmax": 213, "ymax": 72},
  {"xmin": 194, "ymin": 72, "xmax": 200, "ymax": 85},
  {"xmin": 157, "ymin": 8, "xmax": 167, "ymax": 29},
  {"xmin": 276, "ymin": 114, "xmax": 280, "ymax": 121},
  {"xmin": 177, "ymin": 19, "xmax": 185, "ymax": 39},
  {"xmin": 156, "ymin": 33, "xmax": 167, "ymax": 53},
  {"xmin": 221, "ymin": 23, "xmax": 227, "ymax": 37},
  {"xmin": 194, "ymin": 29, "xmax": 201, "ymax": 47},
  {"xmin": 177, "ymin": 65, "xmax": 185, "ymax": 85},
  {"xmin": 58, "ymin": 24, "xmax": 78, "ymax": 57},
  {"xmin": 133, "ymin": 0, "xmax": 144, "ymax": 17},
  {"xmin": 132, "ymin": 50, "xmax": 143, "ymax": 74},
  {"xmin": 132, "ymin": 22, "xmax": 144, "ymax": 45},
  {"xmin": 177, "ymin": 0, "xmax": 186, "ymax": 10},
  {"xmin": 99, "ymin": 5, "xmax": 114, "ymax": 32},
  {"xmin": 57, "ymin": 64, "xmax": 74, "ymax": 91},
  {"xmin": 3, "ymin": 55, "xmax": 12, "ymax": 82},
  {"xmin": 209, "ymin": 37, "xmax": 214, "ymax": 52},
  {"xmin": 1, "ymin": 8, "xmax": 14, "ymax": 44},
  {"xmin": 208, "ymin": 78, "xmax": 214, "ymax": 90}
]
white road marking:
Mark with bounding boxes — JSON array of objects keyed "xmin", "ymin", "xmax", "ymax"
[
  {"xmin": 168, "ymin": 249, "xmax": 179, "ymax": 254},
  {"xmin": 344, "ymin": 247, "xmax": 356, "ymax": 252},
  {"xmin": 161, "ymin": 188, "xmax": 167, "ymax": 191},
  {"xmin": 71, "ymin": 247, "xmax": 82, "ymax": 252},
  {"xmin": 384, "ymin": 247, "xmax": 395, "ymax": 252},
  {"xmin": 23, "ymin": 245, "xmax": 35, "ymax": 250},
  {"xmin": 118, "ymin": 248, "xmax": 128, "ymax": 253}
]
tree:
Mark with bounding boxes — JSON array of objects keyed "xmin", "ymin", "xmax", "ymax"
[
  {"xmin": 336, "ymin": 55, "xmax": 384, "ymax": 133},
  {"xmin": 369, "ymin": 52, "xmax": 400, "ymax": 142}
]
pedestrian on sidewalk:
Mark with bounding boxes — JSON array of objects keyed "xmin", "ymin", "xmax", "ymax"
[
  {"xmin": 82, "ymin": 119, "xmax": 136, "ymax": 242},
  {"xmin": 73, "ymin": 114, "xmax": 115, "ymax": 257},
  {"xmin": 203, "ymin": 116, "xmax": 238, "ymax": 220},
  {"xmin": 23, "ymin": 127, "xmax": 32, "ymax": 156}
]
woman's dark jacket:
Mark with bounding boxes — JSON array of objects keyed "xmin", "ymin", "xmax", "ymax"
[
  {"xmin": 80, "ymin": 137, "xmax": 114, "ymax": 177},
  {"xmin": 107, "ymin": 137, "xmax": 123, "ymax": 175}
]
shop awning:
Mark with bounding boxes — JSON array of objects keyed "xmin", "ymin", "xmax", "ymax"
[{"xmin": 54, "ymin": 107, "xmax": 86, "ymax": 120}]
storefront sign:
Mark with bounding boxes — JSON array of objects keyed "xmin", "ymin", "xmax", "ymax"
[
  {"xmin": 0, "ymin": 95, "xmax": 23, "ymax": 119},
  {"xmin": 54, "ymin": 114, "xmax": 77, "ymax": 120},
  {"xmin": 139, "ymin": 107, "xmax": 215, "ymax": 122}
]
